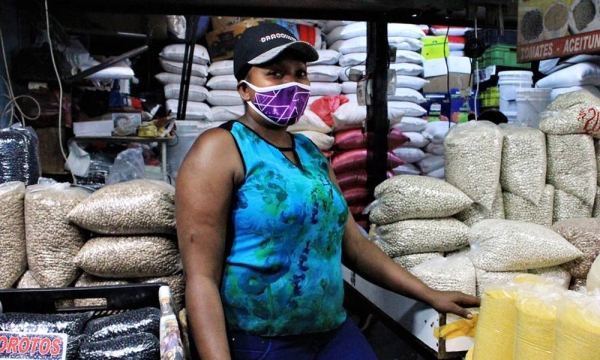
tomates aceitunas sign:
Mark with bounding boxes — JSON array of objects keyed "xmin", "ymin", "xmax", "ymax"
[{"xmin": 517, "ymin": 0, "xmax": 600, "ymax": 62}]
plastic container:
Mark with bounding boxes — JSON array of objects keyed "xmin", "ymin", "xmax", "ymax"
[
  {"xmin": 477, "ymin": 45, "xmax": 531, "ymax": 69},
  {"xmin": 167, "ymin": 120, "xmax": 202, "ymax": 182},
  {"xmin": 516, "ymin": 88, "xmax": 552, "ymax": 128},
  {"xmin": 498, "ymin": 71, "xmax": 533, "ymax": 121}
]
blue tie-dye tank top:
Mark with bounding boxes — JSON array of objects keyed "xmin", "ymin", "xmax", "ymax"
[{"xmin": 220, "ymin": 121, "xmax": 349, "ymax": 336}]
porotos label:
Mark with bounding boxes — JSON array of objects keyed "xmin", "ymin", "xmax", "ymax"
[{"xmin": 0, "ymin": 332, "xmax": 67, "ymax": 360}]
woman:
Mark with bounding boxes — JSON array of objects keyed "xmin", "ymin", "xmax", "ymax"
[{"xmin": 176, "ymin": 22, "xmax": 479, "ymax": 360}]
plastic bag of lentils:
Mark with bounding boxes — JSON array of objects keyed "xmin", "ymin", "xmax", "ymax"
[
  {"xmin": 67, "ymin": 179, "xmax": 176, "ymax": 235},
  {"xmin": 0, "ymin": 181, "xmax": 27, "ymax": 288},
  {"xmin": 73, "ymin": 235, "xmax": 181, "ymax": 278},
  {"xmin": 25, "ymin": 182, "xmax": 90, "ymax": 288}
]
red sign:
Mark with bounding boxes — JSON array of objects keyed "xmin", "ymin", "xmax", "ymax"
[
  {"xmin": 0, "ymin": 332, "xmax": 67, "ymax": 360},
  {"xmin": 518, "ymin": 30, "xmax": 600, "ymax": 62}
]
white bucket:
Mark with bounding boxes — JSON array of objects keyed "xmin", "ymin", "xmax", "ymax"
[
  {"xmin": 516, "ymin": 88, "xmax": 552, "ymax": 128},
  {"xmin": 168, "ymin": 120, "xmax": 202, "ymax": 182},
  {"xmin": 498, "ymin": 70, "xmax": 533, "ymax": 116}
]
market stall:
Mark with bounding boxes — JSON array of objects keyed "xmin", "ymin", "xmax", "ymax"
[{"xmin": 2, "ymin": 0, "xmax": 600, "ymax": 359}]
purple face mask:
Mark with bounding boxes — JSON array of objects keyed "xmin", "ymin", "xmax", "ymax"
[{"xmin": 241, "ymin": 80, "xmax": 311, "ymax": 126}]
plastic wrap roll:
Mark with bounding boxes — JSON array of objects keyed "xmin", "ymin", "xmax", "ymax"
[{"xmin": 0, "ymin": 126, "xmax": 41, "ymax": 185}]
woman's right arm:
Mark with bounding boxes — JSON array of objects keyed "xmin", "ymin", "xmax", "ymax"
[{"xmin": 175, "ymin": 129, "xmax": 241, "ymax": 360}]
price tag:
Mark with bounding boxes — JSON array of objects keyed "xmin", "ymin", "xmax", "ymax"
[{"xmin": 0, "ymin": 332, "xmax": 67, "ymax": 360}]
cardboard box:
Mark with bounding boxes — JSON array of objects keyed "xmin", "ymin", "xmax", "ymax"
[
  {"xmin": 422, "ymin": 93, "xmax": 450, "ymax": 122},
  {"xmin": 206, "ymin": 18, "xmax": 270, "ymax": 62},
  {"xmin": 423, "ymin": 56, "xmax": 472, "ymax": 78},
  {"xmin": 36, "ymin": 127, "xmax": 67, "ymax": 174},
  {"xmin": 423, "ymin": 73, "xmax": 472, "ymax": 93},
  {"xmin": 73, "ymin": 120, "xmax": 114, "ymax": 137},
  {"xmin": 423, "ymin": 90, "xmax": 480, "ymax": 123}
]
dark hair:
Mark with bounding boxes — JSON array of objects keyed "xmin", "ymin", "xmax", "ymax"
[{"xmin": 478, "ymin": 109, "xmax": 508, "ymax": 125}]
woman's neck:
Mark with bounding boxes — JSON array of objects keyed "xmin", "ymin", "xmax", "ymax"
[{"xmin": 238, "ymin": 113, "xmax": 292, "ymax": 148}]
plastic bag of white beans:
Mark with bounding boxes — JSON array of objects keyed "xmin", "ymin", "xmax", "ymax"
[
  {"xmin": 444, "ymin": 120, "xmax": 503, "ymax": 212},
  {"xmin": 468, "ymin": 219, "xmax": 583, "ymax": 271}
]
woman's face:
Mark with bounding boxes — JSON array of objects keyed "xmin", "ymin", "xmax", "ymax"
[{"xmin": 245, "ymin": 52, "xmax": 310, "ymax": 87}]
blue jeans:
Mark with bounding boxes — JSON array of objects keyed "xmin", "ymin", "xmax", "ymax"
[{"xmin": 227, "ymin": 317, "xmax": 378, "ymax": 360}]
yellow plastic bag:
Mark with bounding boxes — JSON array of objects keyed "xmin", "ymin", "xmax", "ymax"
[
  {"xmin": 553, "ymin": 292, "xmax": 600, "ymax": 360},
  {"xmin": 514, "ymin": 285, "xmax": 562, "ymax": 360},
  {"xmin": 472, "ymin": 284, "xmax": 518, "ymax": 360}
]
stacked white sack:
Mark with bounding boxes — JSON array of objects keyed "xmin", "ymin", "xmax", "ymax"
[
  {"xmin": 536, "ymin": 58, "xmax": 600, "ymax": 100},
  {"xmin": 205, "ymin": 60, "xmax": 242, "ymax": 126},
  {"xmin": 157, "ymin": 44, "xmax": 213, "ymax": 122}
]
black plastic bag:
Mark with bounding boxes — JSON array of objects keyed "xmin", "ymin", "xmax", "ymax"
[
  {"xmin": 84, "ymin": 307, "xmax": 160, "ymax": 342},
  {"xmin": 77, "ymin": 332, "xmax": 160, "ymax": 360}
]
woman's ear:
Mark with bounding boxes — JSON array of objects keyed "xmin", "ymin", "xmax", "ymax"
[{"xmin": 237, "ymin": 81, "xmax": 251, "ymax": 102}]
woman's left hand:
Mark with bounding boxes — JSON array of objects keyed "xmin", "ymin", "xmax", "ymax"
[{"xmin": 427, "ymin": 290, "xmax": 480, "ymax": 319}]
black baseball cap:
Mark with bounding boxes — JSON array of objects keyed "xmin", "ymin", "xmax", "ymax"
[{"xmin": 233, "ymin": 22, "xmax": 319, "ymax": 81}]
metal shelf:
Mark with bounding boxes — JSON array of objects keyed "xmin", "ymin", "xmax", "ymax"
[{"xmin": 72, "ymin": 136, "xmax": 172, "ymax": 181}]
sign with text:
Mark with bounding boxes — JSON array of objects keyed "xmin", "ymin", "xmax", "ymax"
[
  {"xmin": 517, "ymin": 0, "xmax": 600, "ymax": 62},
  {"xmin": 0, "ymin": 332, "xmax": 67, "ymax": 360}
]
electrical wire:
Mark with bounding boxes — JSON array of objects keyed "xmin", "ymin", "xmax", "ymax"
[
  {"xmin": 0, "ymin": 27, "xmax": 42, "ymax": 126},
  {"xmin": 45, "ymin": 0, "xmax": 76, "ymax": 183}
]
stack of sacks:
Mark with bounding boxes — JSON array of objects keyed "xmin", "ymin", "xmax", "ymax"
[
  {"xmin": 444, "ymin": 121, "xmax": 506, "ymax": 226},
  {"xmin": 499, "ymin": 124, "xmax": 553, "ymax": 227},
  {"xmin": 205, "ymin": 60, "xmax": 243, "ymax": 127},
  {"xmin": 366, "ymin": 175, "xmax": 480, "ymax": 294},
  {"xmin": 391, "ymin": 117, "xmax": 429, "ymax": 176},
  {"xmin": 157, "ymin": 44, "xmax": 213, "ymax": 122},
  {"xmin": 537, "ymin": 89, "xmax": 599, "ymax": 221},
  {"xmin": 65, "ymin": 179, "xmax": 185, "ymax": 309},
  {"xmin": 552, "ymin": 218, "xmax": 600, "ymax": 291},
  {"xmin": 287, "ymin": 108, "xmax": 334, "ymax": 156},
  {"xmin": 331, "ymin": 128, "xmax": 407, "ymax": 229},
  {"xmin": 536, "ymin": 55, "xmax": 600, "ymax": 100},
  {"xmin": 320, "ymin": 21, "xmax": 428, "ymax": 124},
  {"xmin": 418, "ymin": 121, "xmax": 453, "ymax": 178},
  {"xmin": 468, "ymin": 219, "xmax": 581, "ymax": 297},
  {"xmin": 307, "ymin": 49, "xmax": 342, "ymax": 105}
]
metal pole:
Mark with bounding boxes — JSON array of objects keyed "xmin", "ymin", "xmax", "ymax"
[{"xmin": 365, "ymin": 18, "xmax": 389, "ymax": 197}]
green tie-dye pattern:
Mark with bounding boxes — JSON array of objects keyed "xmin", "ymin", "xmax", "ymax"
[{"xmin": 221, "ymin": 122, "xmax": 348, "ymax": 336}]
